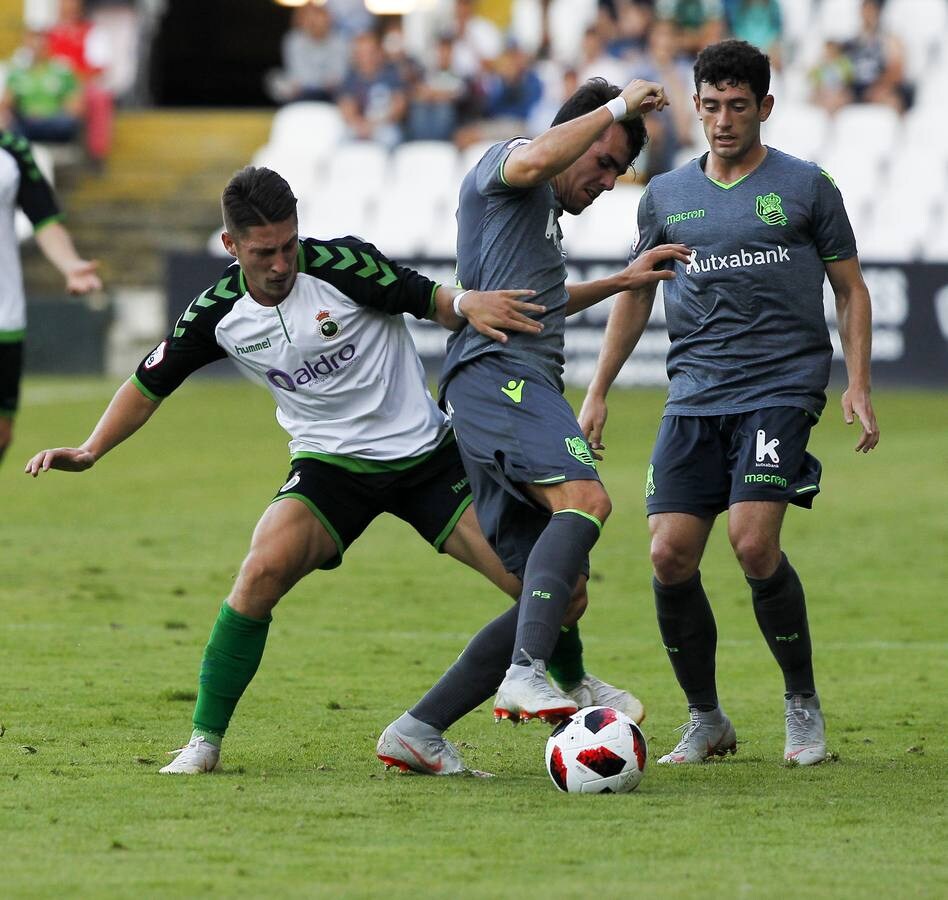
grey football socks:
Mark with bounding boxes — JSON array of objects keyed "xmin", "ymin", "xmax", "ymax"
[
  {"xmin": 409, "ymin": 604, "xmax": 518, "ymax": 732},
  {"xmin": 513, "ymin": 509, "xmax": 601, "ymax": 666}
]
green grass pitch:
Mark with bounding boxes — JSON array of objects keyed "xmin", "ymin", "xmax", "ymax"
[{"xmin": 2, "ymin": 377, "xmax": 946, "ymax": 898}]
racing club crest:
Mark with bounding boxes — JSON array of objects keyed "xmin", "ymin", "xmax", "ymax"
[{"xmin": 316, "ymin": 309, "xmax": 342, "ymax": 340}]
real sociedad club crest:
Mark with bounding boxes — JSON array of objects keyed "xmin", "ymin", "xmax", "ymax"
[{"xmin": 316, "ymin": 309, "xmax": 341, "ymax": 340}]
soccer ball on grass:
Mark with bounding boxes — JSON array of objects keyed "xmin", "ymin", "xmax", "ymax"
[{"xmin": 545, "ymin": 706, "xmax": 647, "ymax": 793}]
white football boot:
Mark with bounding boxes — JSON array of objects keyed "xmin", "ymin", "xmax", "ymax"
[
  {"xmin": 493, "ymin": 655, "xmax": 578, "ymax": 724},
  {"xmin": 564, "ymin": 673, "xmax": 646, "ymax": 724},
  {"xmin": 159, "ymin": 735, "xmax": 220, "ymax": 774},
  {"xmin": 376, "ymin": 719, "xmax": 466, "ymax": 775},
  {"xmin": 784, "ymin": 693, "xmax": 827, "ymax": 766},
  {"xmin": 657, "ymin": 707, "xmax": 737, "ymax": 764}
]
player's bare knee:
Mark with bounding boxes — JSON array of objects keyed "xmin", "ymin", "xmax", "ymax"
[
  {"xmin": 234, "ymin": 551, "xmax": 295, "ymax": 605},
  {"xmin": 731, "ymin": 534, "xmax": 780, "ymax": 579},
  {"xmin": 570, "ymin": 482, "xmax": 611, "ymax": 524},
  {"xmin": 650, "ymin": 536, "xmax": 698, "ymax": 585}
]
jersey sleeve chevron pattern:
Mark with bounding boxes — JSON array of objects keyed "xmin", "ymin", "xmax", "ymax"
[
  {"xmin": 131, "ymin": 266, "xmax": 239, "ymax": 400},
  {"xmin": 0, "ymin": 132, "xmax": 60, "ymax": 227},
  {"xmin": 299, "ymin": 236, "xmax": 437, "ymax": 319}
]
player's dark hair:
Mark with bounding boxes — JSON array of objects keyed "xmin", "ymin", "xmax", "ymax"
[
  {"xmin": 694, "ymin": 39, "xmax": 771, "ymax": 106},
  {"xmin": 551, "ymin": 77, "xmax": 647, "ymax": 166},
  {"xmin": 221, "ymin": 166, "xmax": 298, "ymax": 237}
]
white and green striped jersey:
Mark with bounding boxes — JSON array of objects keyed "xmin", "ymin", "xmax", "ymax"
[
  {"xmin": 134, "ymin": 236, "xmax": 451, "ymax": 465},
  {"xmin": 0, "ymin": 132, "xmax": 62, "ymax": 339}
]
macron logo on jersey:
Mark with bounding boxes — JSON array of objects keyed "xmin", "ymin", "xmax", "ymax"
[{"xmin": 685, "ymin": 245, "xmax": 790, "ymax": 275}]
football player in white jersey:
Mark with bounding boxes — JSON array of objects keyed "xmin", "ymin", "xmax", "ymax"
[
  {"xmin": 0, "ymin": 131, "xmax": 101, "ymax": 463},
  {"xmin": 25, "ymin": 166, "xmax": 641, "ymax": 775}
]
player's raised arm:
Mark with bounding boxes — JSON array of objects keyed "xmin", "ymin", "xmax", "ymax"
[
  {"xmin": 501, "ymin": 78, "xmax": 667, "ymax": 188},
  {"xmin": 578, "ymin": 282, "xmax": 660, "ymax": 455},
  {"xmin": 432, "ymin": 285, "xmax": 545, "ymax": 343},
  {"xmin": 565, "ymin": 244, "xmax": 690, "ymax": 316},
  {"xmin": 25, "ymin": 379, "xmax": 160, "ymax": 476},
  {"xmin": 825, "ymin": 256, "xmax": 880, "ymax": 452}
]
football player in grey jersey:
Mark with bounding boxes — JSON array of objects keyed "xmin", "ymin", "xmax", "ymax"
[{"xmin": 581, "ymin": 40, "xmax": 880, "ymax": 766}]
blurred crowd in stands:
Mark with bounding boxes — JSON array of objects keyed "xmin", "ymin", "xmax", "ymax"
[
  {"xmin": 0, "ymin": 0, "xmax": 138, "ymax": 164},
  {"xmin": 263, "ymin": 0, "xmax": 916, "ymax": 178}
]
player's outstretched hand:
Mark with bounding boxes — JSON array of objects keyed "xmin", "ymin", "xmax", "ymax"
[
  {"xmin": 65, "ymin": 259, "xmax": 103, "ymax": 295},
  {"xmin": 619, "ymin": 79, "xmax": 669, "ymax": 117},
  {"xmin": 841, "ymin": 387, "xmax": 880, "ymax": 452},
  {"xmin": 615, "ymin": 243, "xmax": 691, "ymax": 291},
  {"xmin": 461, "ymin": 289, "xmax": 545, "ymax": 343},
  {"xmin": 25, "ymin": 447, "xmax": 96, "ymax": 477},
  {"xmin": 578, "ymin": 393, "xmax": 608, "ymax": 460}
]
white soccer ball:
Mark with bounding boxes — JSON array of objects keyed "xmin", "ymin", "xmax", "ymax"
[{"xmin": 545, "ymin": 705, "xmax": 647, "ymax": 793}]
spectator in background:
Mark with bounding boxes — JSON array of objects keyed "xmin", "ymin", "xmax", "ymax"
[
  {"xmin": 451, "ymin": 0, "xmax": 503, "ymax": 79},
  {"xmin": 576, "ymin": 25, "xmax": 630, "ymax": 87},
  {"xmin": 632, "ymin": 17, "xmax": 696, "ymax": 176},
  {"xmin": 809, "ymin": 40, "xmax": 854, "ymax": 115},
  {"xmin": 45, "ymin": 0, "xmax": 113, "ymax": 163},
  {"xmin": 656, "ymin": 0, "xmax": 725, "ymax": 56},
  {"xmin": 526, "ymin": 65, "xmax": 578, "ymax": 136},
  {"xmin": 843, "ymin": 0, "xmax": 911, "ymax": 112},
  {"xmin": 454, "ymin": 39, "xmax": 542, "ymax": 148},
  {"xmin": 337, "ymin": 30, "xmax": 408, "ymax": 148},
  {"xmin": 606, "ymin": 1, "xmax": 656, "ymax": 63},
  {"xmin": 408, "ymin": 32, "xmax": 475, "ymax": 141},
  {"xmin": 724, "ymin": 0, "xmax": 782, "ymax": 65},
  {"xmin": 326, "ymin": 0, "xmax": 375, "ymax": 38},
  {"xmin": 266, "ymin": 2, "xmax": 349, "ymax": 104},
  {"xmin": 1, "ymin": 29, "xmax": 83, "ymax": 146}
]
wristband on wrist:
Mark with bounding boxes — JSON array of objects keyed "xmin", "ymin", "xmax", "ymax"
[
  {"xmin": 453, "ymin": 290, "xmax": 471, "ymax": 317},
  {"xmin": 605, "ymin": 96, "xmax": 628, "ymax": 121}
]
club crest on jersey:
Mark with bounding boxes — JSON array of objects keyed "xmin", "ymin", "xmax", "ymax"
[
  {"xmin": 316, "ymin": 309, "xmax": 342, "ymax": 340},
  {"xmin": 755, "ymin": 192, "xmax": 788, "ymax": 226}
]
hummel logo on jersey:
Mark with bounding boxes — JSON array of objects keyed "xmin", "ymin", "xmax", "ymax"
[
  {"xmin": 756, "ymin": 429, "xmax": 780, "ymax": 464},
  {"xmin": 685, "ymin": 245, "xmax": 790, "ymax": 275},
  {"xmin": 755, "ymin": 192, "xmax": 788, "ymax": 226},
  {"xmin": 235, "ymin": 337, "xmax": 272, "ymax": 355},
  {"xmin": 501, "ymin": 379, "xmax": 525, "ymax": 403}
]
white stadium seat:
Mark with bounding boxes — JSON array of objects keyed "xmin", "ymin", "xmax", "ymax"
[
  {"xmin": 250, "ymin": 142, "xmax": 320, "ymax": 201},
  {"xmin": 762, "ymin": 103, "xmax": 830, "ymax": 163},
  {"xmin": 323, "ymin": 141, "xmax": 391, "ymax": 205},
  {"xmin": 561, "ymin": 184, "xmax": 642, "ymax": 259},
  {"xmin": 816, "ymin": 0, "xmax": 863, "ymax": 42},
  {"xmin": 391, "ymin": 141, "xmax": 461, "ymax": 206},
  {"xmin": 297, "ymin": 186, "xmax": 371, "ymax": 242},
  {"xmin": 829, "ymin": 104, "xmax": 900, "ymax": 163},
  {"xmin": 268, "ymin": 101, "xmax": 345, "ymax": 157},
  {"xmin": 371, "ymin": 188, "xmax": 442, "ymax": 259}
]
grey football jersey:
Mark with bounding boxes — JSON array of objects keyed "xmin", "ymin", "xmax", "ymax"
[
  {"xmin": 441, "ymin": 138, "xmax": 570, "ymax": 395},
  {"xmin": 635, "ymin": 147, "xmax": 857, "ymax": 418}
]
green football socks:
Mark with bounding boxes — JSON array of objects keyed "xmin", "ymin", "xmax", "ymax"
[{"xmin": 191, "ymin": 602, "xmax": 271, "ymax": 747}]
